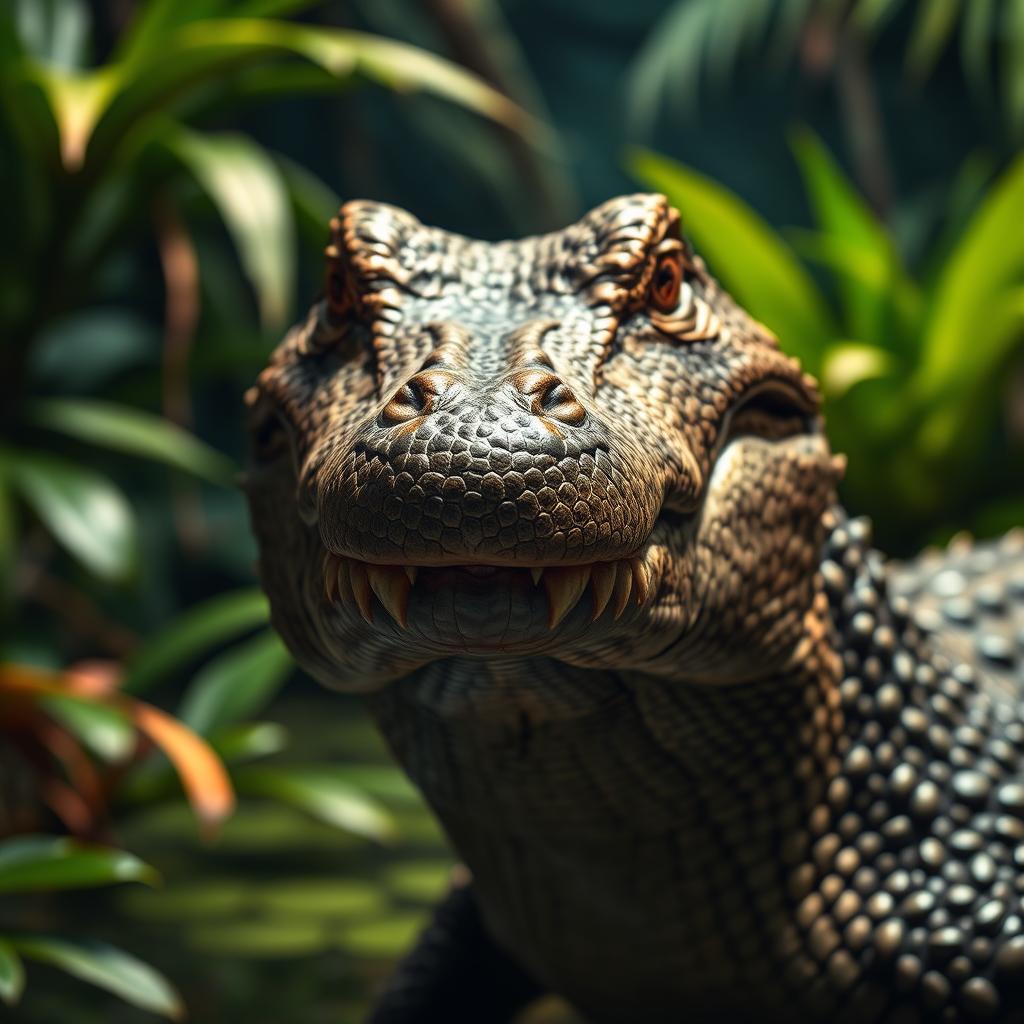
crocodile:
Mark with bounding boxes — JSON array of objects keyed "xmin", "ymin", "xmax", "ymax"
[{"xmin": 243, "ymin": 194, "xmax": 1024, "ymax": 1023}]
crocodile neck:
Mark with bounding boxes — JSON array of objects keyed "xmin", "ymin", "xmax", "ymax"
[{"xmin": 365, "ymin": 626, "xmax": 846, "ymax": 1017}]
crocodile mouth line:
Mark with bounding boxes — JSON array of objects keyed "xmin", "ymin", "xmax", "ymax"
[{"xmin": 322, "ymin": 553, "xmax": 652, "ymax": 630}]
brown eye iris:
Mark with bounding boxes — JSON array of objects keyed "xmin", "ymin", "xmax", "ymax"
[
  {"xmin": 326, "ymin": 262, "xmax": 351, "ymax": 317},
  {"xmin": 649, "ymin": 253, "xmax": 682, "ymax": 312}
]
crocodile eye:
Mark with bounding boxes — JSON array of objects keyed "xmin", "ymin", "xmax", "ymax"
[{"xmin": 649, "ymin": 252, "xmax": 682, "ymax": 313}]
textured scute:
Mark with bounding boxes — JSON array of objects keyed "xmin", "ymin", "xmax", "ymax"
[
  {"xmin": 371, "ymin": 514, "xmax": 1024, "ymax": 1022},
  {"xmin": 244, "ymin": 194, "xmax": 1024, "ymax": 1022},
  {"xmin": 891, "ymin": 530, "xmax": 1024, "ymax": 697},
  {"xmin": 316, "ymin": 396, "xmax": 656, "ymax": 565}
]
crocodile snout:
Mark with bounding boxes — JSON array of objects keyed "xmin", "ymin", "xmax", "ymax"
[{"xmin": 313, "ymin": 321, "xmax": 662, "ymax": 569}]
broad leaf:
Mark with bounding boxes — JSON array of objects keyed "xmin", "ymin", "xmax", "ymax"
[
  {"xmin": 178, "ymin": 630, "xmax": 293, "ymax": 735},
  {"xmin": 124, "ymin": 588, "xmax": 270, "ymax": 695},
  {"xmin": 28, "ymin": 398, "xmax": 235, "ymax": 484},
  {"xmin": 41, "ymin": 694, "xmax": 135, "ymax": 762},
  {"xmin": 0, "ymin": 836, "xmax": 157, "ymax": 893},
  {"xmin": 11, "ymin": 937, "xmax": 183, "ymax": 1019},
  {"xmin": 164, "ymin": 127, "xmax": 295, "ymax": 328},
  {"xmin": 0, "ymin": 940, "xmax": 24, "ymax": 1005},
  {"xmin": 917, "ymin": 153, "xmax": 1024, "ymax": 399},
  {"xmin": 790, "ymin": 127, "xmax": 903, "ymax": 343},
  {"xmin": 234, "ymin": 765, "xmax": 396, "ymax": 842},
  {"xmin": 629, "ymin": 148, "xmax": 835, "ymax": 371},
  {"xmin": 72, "ymin": 19, "xmax": 541, "ymax": 175},
  {"xmin": 28, "ymin": 309, "xmax": 158, "ymax": 390},
  {"xmin": 6, "ymin": 449, "xmax": 136, "ymax": 580}
]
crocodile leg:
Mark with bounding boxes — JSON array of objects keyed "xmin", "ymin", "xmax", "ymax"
[{"xmin": 368, "ymin": 882, "xmax": 544, "ymax": 1023}]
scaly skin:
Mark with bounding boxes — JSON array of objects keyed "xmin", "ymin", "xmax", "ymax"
[{"xmin": 244, "ymin": 194, "xmax": 1024, "ymax": 1022}]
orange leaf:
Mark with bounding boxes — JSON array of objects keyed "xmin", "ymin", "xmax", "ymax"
[{"xmin": 130, "ymin": 702, "xmax": 235, "ymax": 839}]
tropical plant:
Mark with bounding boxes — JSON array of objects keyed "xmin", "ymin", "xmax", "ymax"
[
  {"xmin": 0, "ymin": 833, "xmax": 182, "ymax": 1017},
  {"xmin": 0, "ymin": 0, "xmax": 538, "ymax": 610},
  {"xmin": 631, "ymin": 133, "xmax": 1024, "ymax": 549},
  {"xmin": 629, "ymin": 0, "xmax": 1024, "ymax": 139}
]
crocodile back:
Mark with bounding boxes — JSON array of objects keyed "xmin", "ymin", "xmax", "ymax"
[{"xmin": 890, "ymin": 530, "xmax": 1024, "ymax": 698}]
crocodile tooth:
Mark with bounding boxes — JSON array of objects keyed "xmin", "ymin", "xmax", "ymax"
[
  {"xmin": 631, "ymin": 558, "xmax": 651, "ymax": 606},
  {"xmin": 336, "ymin": 558, "xmax": 354, "ymax": 609},
  {"xmin": 544, "ymin": 565, "xmax": 591, "ymax": 629},
  {"xmin": 404, "ymin": 565, "xmax": 418, "ymax": 585},
  {"xmin": 530, "ymin": 567, "xmax": 544, "ymax": 586},
  {"xmin": 324, "ymin": 554, "xmax": 340, "ymax": 603},
  {"xmin": 612, "ymin": 560, "xmax": 633, "ymax": 619},
  {"xmin": 348, "ymin": 561, "xmax": 375, "ymax": 624},
  {"xmin": 367, "ymin": 565, "xmax": 411, "ymax": 628},
  {"xmin": 590, "ymin": 561, "xmax": 617, "ymax": 620}
]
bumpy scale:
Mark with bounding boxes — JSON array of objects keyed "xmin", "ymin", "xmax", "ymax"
[{"xmin": 244, "ymin": 194, "xmax": 1024, "ymax": 1022}]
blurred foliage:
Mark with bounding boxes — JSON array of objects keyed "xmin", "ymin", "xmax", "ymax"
[
  {"xmin": 630, "ymin": 0, "xmax": 1024, "ymax": 140},
  {"xmin": 0, "ymin": 0, "xmax": 544, "ymax": 1018},
  {"xmin": 632, "ymin": 133, "xmax": 1024, "ymax": 545},
  {"xmin": 0, "ymin": 0, "xmax": 1021, "ymax": 1021}
]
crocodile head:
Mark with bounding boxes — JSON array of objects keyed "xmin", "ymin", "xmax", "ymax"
[{"xmin": 244, "ymin": 194, "xmax": 844, "ymax": 692}]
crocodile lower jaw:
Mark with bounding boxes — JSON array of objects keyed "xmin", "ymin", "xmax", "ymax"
[{"xmin": 322, "ymin": 553, "xmax": 652, "ymax": 630}]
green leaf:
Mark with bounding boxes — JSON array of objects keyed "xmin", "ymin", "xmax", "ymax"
[
  {"xmin": 78, "ymin": 19, "xmax": 543, "ymax": 176},
  {"xmin": 123, "ymin": 588, "xmax": 270, "ymax": 695},
  {"xmin": 11, "ymin": 937, "xmax": 182, "ymax": 1019},
  {"xmin": 40, "ymin": 694, "xmax": 135, "ymax": 762},
  {"xmin": 27, "ymin": 398, "xmax": 235, "ymax": 484},
  {"xmin": 0, "ymin": 940, "xmax": 25, "ymax": 1006},
  {"xmin": 28, "ymin": 309, "xmax": 158, "ymax": 390},
  {"xmin": 917, "ymin": 152, "xmax": 1024, "ymax": 399},
  {"xmin": 790, "ymin": 128, "xmax": 901, "ymax": 342},
  {"xmin": 164, "ymin": 127, "xmax": 295, "ymax": 328},
  {"xmin": 13, "ymin": 0, "xmax": 91, "ymax": 71},
  {"xmin": 6, "ymin": 449, "xmax": 136, "ymax": 580},
  {"xmin": 178, "ymin": 630, "xmax": 293, "ymax": 735},
  {"xmin": 906, "ymin": 0, "xmax": 962, "ymax": 80},
  {"xmin": 821, "ymin": 342, "xmax": 895, "ymax": 399},
  {"xmin": 0, "ymin": 836, "xmax": 158, "ymax": 893},
  {"xmin": 211, "ymin": 721, "xmax": 288, "ymax": 762},
  {"xmin": 234, "ymin": 766, "xmax": 396, "ymax": 842},
  {"xmin": 628, "ymin": 147, "xmax": 835, "ymax": 371}
]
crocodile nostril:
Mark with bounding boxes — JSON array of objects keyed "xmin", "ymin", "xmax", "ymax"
[
  {"xmin": 538, "ymin": 379, "xmax": 586, "ymax": 426},
  {"xmin": 381, "ymin": 378, "xmax": 428, "ymax": 425}
]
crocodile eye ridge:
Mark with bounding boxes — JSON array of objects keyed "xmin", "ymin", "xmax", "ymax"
[{"xmin": 649, "ymin": 251, "xmax": 683, "ymax": 313}]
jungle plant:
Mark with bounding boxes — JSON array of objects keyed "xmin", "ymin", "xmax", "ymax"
[
  {"xmin": 631, "ymin": 133, "xmax": 1024, "ymax": 549},
  {"xmin": 0, "ymin": 833, "xmax": 182, "ymax": 1017},
  {"xmin": 0, "ymin": 660, "xmax": 227, "ymax": 1016},
  {"xmin": 629, "ymin": 0, "xmax": 1024, "ymax": 138},
  {"xmin": 0, "ymin": 0, "xmax": 539, "ymax": 609}
]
